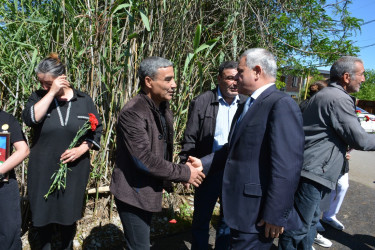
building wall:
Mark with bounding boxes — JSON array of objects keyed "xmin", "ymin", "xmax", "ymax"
[{"xmin": 283, "ymin": 70, "xmax": 330, "ymax": 100}]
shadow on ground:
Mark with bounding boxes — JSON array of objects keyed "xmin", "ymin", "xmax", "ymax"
[{"xmin": 82, "ymin": 223, "xmax": 125, "ymax": 249}]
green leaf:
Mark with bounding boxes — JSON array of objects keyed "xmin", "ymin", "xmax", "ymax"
[
  {"xmin": 183, "ymin": 53, "xmax": 195, "ymax": 76},
  {"xmin": 140, "ymin": 10, "xmax": 150, "ymax": 32},
  {"xmin": 112, "ymin": 3, "xmax": 131, "ymax": 14},
  {"xmin": 78, "ymin": 49, "xmax": 86, "ymax": 57},
  {"xmin": 195, "ymin": 44, "xmax": 210, "ymax": 54},
  {"xmin": 193, "ymin": 24, "xmax": 202, "ymax": 50},
  {"xmin": 25, "ymin": 18, "xmax": 48, "ymax": 24},
  {"xmin": 29, "ymin": 48, "xmax": 38, "ymax": 72},
  {"xmin": 128, "ymin": 32, "xmax": 138, "ymax": 39}
]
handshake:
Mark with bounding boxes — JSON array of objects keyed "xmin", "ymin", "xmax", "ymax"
[{"xmin": 185, "ymin": 156, "xmax": 204, "ymax": 187}]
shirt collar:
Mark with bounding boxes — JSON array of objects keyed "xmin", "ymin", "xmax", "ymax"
[
  {"xmin": 328, "ymin": 82, "xmax": 347, "ymax": 93},
  {"xmin": 217, "ymin": 87, "xmax": 239, "ymax": 105},
  {"xmin": 251, "ymin": 82, "xmax": 275, "ymax": 100}
]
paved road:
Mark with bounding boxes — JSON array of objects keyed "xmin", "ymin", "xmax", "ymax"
[
  {"xmin": 151, "ymin": 150, "xmax": 375, "ymax": 249},
  {"xmin": 312, "ymin": 150, "xmax": 375, "ymax": 250}
]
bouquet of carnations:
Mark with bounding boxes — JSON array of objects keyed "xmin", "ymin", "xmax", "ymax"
[{"xmin": 44, "ymin": 113, "xmax": 98, "ymax": 199}]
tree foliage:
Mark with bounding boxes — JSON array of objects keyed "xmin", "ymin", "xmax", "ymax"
[
  {"xmin": 0, "ymin": 0, "xmax": 362, "ymax": 198},
  {"xmin": 352, "ymin": 70, "xmax": 375, "ymax": 101}
]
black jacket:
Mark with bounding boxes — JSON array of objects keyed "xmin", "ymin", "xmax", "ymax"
[
  {"xmin": 179, "ymin": 88, "xmax": 246, "ymax": 163},
  {"xmin": 110, "ymin": 92, "xmax": 190, "ymax": 212}
]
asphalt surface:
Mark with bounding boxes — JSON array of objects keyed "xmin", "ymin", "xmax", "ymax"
[{"xmin": 151, "ymin": 150, "xmax": 375, "ymax": 249}]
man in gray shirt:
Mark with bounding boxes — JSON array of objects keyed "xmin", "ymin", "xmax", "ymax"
[{"xmin": 279, "ymin": 56, "xmax": 375, "ymax": 249}]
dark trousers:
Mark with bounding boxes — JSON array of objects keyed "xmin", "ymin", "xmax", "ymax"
[
  {"xmin": 0, "ymin": 179, "xmax": 22, "ymax": 250},
  {"xmin": 191, "ymin": 170, "xmax": 230, "ymax": 250},
  {"xmin": 115, "ymin": 198, "xmax": 153, "ymax": 250},
  {"xmin": 31, "ymin": 223, "xmax": 76, "ymax": 250},
  {"xmin": 230, "ymin": 229, "xmax": 273, "ymax": 250},
  {"xmin": 278, "ymin": 178, "xmax": 331, "ymax": 250}
]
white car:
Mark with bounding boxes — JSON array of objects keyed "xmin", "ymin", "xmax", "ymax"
[{"xmin": 356, "ymin": 107, "xmax": 375, "ymax": 133}]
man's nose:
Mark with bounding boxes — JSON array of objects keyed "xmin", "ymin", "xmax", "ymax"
[{"xmin": 171, "ymin": 79, "xmax": 177, "ymax": 88}]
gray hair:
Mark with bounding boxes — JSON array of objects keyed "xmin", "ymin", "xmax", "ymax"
[
  {"xmin": 240, "ymin": 48, "xmax": 277, "ymax": 79},
  {"xmin": 138, "ymin": 56, "xmax": 173, "ymax": 86},
  {"xmin": 330, "ymin": 56, "xmax": 363, "ymax": 82},
  {"xmin": 35, "ymin": 53, "xmax": 66, "ymax": 77}
]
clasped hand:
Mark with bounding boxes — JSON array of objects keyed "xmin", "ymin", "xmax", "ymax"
[{"xmin": 184, "ymin": 156, "xmax": 205, "ymax": 188}]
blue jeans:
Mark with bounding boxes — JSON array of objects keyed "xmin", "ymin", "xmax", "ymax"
[
  {"xmin": 278, "ymin": 178, "xmax": 331, "ymax": 250},
  {"xmin": 191, "ymin": 170, "xmax": 230, "ymax": 250}
]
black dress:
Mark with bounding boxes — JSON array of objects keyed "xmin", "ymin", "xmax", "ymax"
[{"xmin": 22, "ymin": 89, "xmax": 102, "ymax": 227}]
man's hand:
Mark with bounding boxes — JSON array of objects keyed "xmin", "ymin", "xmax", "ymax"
[
  {"xmin": 187, "ymin": 156, "xmax": 203, "ymax": 170},
  {"xmin": 345, "ymin": 152, "xmax": 351, "ymax": 160},
  {"xmin": 186, "ymin": 161, "xmax": 205, "ymax": 187},
  {"xmin": 257, "ymin": 219, "xmax": 284, "ymax": 238}
]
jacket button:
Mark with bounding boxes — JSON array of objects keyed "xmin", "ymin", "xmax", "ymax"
[{"xmin": 158, "ymin": 134, "xmax": 163, "ymax": 140}]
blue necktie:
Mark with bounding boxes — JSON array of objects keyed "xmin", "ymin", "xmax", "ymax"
[{"xmin": 238, "ymin": 97, "xmax": 254, "ymax": 123}]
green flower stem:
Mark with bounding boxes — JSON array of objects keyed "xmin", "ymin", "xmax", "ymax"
[{"xmin": 44, "ymin": 121, "xmax": 91, "ymax": 199}]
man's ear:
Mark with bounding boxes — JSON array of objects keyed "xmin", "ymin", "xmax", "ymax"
[
  {"xmin": 145, "ymin": 76, "xmax": 153, "ymax": 89},
  {"xmin": 254, "ymin": 65, "xmax": 262, "ymax": 77},
  {"xmin": 342, "ymin": 72, "xmax": 350, "ymax": 84}
]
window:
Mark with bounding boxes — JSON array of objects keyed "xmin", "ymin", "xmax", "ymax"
[{"xmin": 292, "ymin": 77, "xmax": 299, "ymax": 87}]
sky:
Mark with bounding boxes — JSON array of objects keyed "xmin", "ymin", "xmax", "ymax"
[
  {"xmin": 348, "ymin": 0, "xmax": 375, "ymax": 70},
  {"xmin": 317, "ymin": 0, "xmax": 375, "ymax": 71}
]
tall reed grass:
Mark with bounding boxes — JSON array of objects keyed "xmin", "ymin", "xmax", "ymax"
[{"xmin": 0, "ymin": 0, "xmax": 359, "ymax": 213}]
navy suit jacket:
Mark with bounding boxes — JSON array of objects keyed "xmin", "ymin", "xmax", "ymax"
[{"xmin": 201, "ymin": 85, "xmax": 304, "ymax": 233}]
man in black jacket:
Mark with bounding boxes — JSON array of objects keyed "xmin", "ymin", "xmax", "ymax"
[
  {"xmin": 110, "ymin": 56, "xmax": 205, "ymax": 250},
  {"xmin": 180, "ymin": 61, "xmax": 246, "ymax": 250}
]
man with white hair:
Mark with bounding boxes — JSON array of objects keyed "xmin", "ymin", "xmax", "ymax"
[
  {"xmin": 190, "ymin": 48, "xmax": 304, "ymax": 249},
  {"xmin": 279, "ymin": 56, "xmax": 375, "ymax": 249}
]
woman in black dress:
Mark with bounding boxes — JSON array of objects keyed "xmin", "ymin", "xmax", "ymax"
[{"xmin": 22, "ymin": 53, "xmax": 102, "ymax": 249}]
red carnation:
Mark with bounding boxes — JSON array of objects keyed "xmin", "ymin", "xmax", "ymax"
[
  {"xmin": 45, "ymin": 112, "xmax": 100, "ymax": 199},
  {"xmin": 89, "ymin": 113, "xmax": 98, "ymax": 131}
]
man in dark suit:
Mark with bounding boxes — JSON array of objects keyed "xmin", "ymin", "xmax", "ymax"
[{"xmin": 190, "ymin": 48, "xmax": 304, "ymax": 249}]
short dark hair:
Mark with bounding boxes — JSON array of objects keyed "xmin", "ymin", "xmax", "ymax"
[
  {"xmin": 218, "ymin": 61, "xmax": 238, "ymax": 76},
  {"xmin": 330, "ymin": 56, "xmax": 363, "ymax": 82},
  {"xmin": 35, "ymin": 53, "xmax": 66, "ymax": 77},
  {"xmin": 138, "ymin": 57, "xmax": 173, "ymax": 87}
]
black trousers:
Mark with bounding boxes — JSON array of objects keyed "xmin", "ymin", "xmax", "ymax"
[
  {"xmin": 0, "ymin": 179, "xmax": 22, "ymax": 250},
  {"xmin": 31, "ymin": 223, "xmax": 76, "ymax": 250},
  {"xmin": 115, "ymin": 198, "xmax": 153, "ymax": 250}
]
